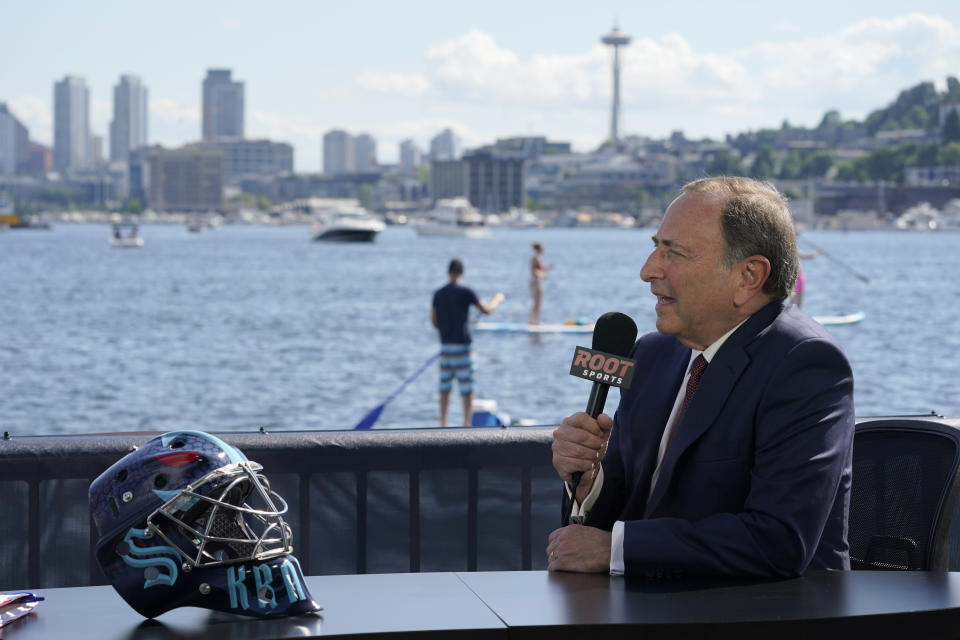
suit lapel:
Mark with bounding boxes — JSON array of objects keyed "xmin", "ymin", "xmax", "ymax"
[{"xmin": 643, "ymin": 301, "xmax": 784, "ymax": 515}]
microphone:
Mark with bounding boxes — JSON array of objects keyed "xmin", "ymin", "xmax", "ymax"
[{"xmin": 568, "ymin": 311, "xmax": 638, "ymax": 490}]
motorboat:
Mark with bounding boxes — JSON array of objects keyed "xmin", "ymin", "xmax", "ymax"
[
  {"xmin": 414, "ymin": 198, "xmax": 491, "ymax": 239},
  {"xmin": 311, "ymin": 203, "xmax": 385, "ymax": 242},
  {"xmin": 109, "ymin": 224, "xmax": 143, "ymax": 248}
]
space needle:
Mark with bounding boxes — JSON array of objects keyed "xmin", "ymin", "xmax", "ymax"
[{"xmin": 601, "ymin": 24, "xmax": 632, "ymax": 149}]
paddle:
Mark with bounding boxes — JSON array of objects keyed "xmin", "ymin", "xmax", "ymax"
[
  {"xmin": 798, "ymin": 236, "xmax": 871, "ymax": 284},
  {"xmin": 354, "ymin": 350, "xmax": 441, "ymax": 429}
]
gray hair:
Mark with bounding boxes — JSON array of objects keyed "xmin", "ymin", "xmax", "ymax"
[{"xmin": 682, "ymin": 176, "xmax": 799, "ymax": 300}]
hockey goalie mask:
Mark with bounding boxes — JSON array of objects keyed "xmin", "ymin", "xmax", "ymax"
[{"xmin": 89, "ymin": 430, "xmax": 320, "ymax": 619}]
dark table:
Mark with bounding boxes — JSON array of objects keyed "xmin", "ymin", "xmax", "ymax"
[
  {"xmin": 459, "ymin": 570, "xmax": 960, "ymax": 639},
  {"xmin": 6, "ymin": 570, "xmax": 960, "ymax": 639}
]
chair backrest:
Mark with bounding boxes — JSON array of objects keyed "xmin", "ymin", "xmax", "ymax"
[{"xmin": 850, "ymin": 418, "xmax": 960, "ymax": 570}]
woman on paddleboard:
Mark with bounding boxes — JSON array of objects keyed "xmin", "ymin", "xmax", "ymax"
[{"xmin": 529, "ymin": 242, "xmax": 554, "ymax": 325}]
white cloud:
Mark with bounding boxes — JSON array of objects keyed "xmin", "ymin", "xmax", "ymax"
[
  {"xmin": 383, "ymin": 12, "xmax": 960, "ymax": 142},
  {"xmin": 7, "ymin": 95, "xmax": 51, "ymax": 144},
  {"xmin": 357, "ymin": 72, "xmax": 431, "ymax": 97},
  {"xmin": 148, "ymin": 98, "xmax": 201, "ymax": 147},
  {"xmin": 151, "ymin": 98, "xmax": 200, "ymax": 124},
  {"xmin": 423, "ymin": 29, "xmax": 606, "ymax": 104}
]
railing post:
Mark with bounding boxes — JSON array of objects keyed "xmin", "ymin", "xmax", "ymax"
[
  {"xmin": 409, "ymin": 470, "xmax": 421, "ymax": 572},
  {"xmin": 356, "ymin": 471, "xmax": 367, "ymax": 574},
  {"xmin": 468, "ymin": 468, "xmax": 478, "ymax": 571}
]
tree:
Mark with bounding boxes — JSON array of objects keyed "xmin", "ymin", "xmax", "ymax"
[
  {"xmin": 358, "ymin": 184, "xmax": 373, "ymax": 209},
  {"xmin": 705, "ymin": 150, "xmax": 745, "ymax": 176},
  {"xmin": 916, "ymin": 143, "xmax": 940, "ymax": 167},
  {"xmin": 943, "ymin": 109, "xmax": 960, "ymax": 144},
  {"xmin": 750, "ymin": 147, "xmax": 776, "ymax": 178},
  {"xmin": 938, "ymin": 142, "xmax": 960, "ymax": 166},
  {"xmin": 903, "ymin": 104, "xmax": 930, "ymax": 130},
  {"xmin": 866, "ymin": 145, "xmax": 909, "ymax": 182},
  {"xmin": 778, "ymin": 150, "xmax": 804, "ymax": 179},
  {"xmin": 835, "ymin": 160, "xmax": 868, "ymax": 182},
  {"xmin": 123, "ymin": 198, "xmax": 144, "ymax": 214},
  {"xmin": 947, "ymin": 76, "xmax": 960, "ymax": 100},
  {"xmin": 799, "ymin": 151, "xmax": 833, "ymax": 178}
]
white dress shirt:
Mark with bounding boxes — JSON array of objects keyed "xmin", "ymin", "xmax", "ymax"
[{"xmin": 566, "ymin": 322, "xmax": 744, "ymax": 575}]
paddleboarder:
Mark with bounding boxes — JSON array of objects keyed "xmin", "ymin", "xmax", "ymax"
[
  {"xmin": 529, "ymin": 242, "xmax": 554, "ymax": 325},
  {"xmin": 791, "ymin": 248, "xmax": 823, "ymax": 309},
  {"xmin": 431, "ymin": 259, "xmax": 504, "ymax": 427}
]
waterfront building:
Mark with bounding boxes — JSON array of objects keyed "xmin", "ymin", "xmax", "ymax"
[
  {"xmin": 431, "ymin": 149, "xmax": 524, "ymax": 213},
  {"xmin": 323, "ymin": 129, "xmax": 354, "ymax": 174},
  {"xmin": 53, "ymin": 75, "xmax": 90, "ymax": 173},
  {"xmin": 192, "ymin": 138, "xmax": 293, "ymax": 183},
  {"xmin": 110, "ymin": 74, "xmax": 148, "ymax": 162},
  {"xmin": 0, "ymin": 103, "xmax": 30, "ymax": 176},
  {"xmin": 905, "ymin": 165, "xmax": 960, "ymax": 187},
  {"xmin": 431, "ymin": 159, "xmax": 467, "ymax": 201},
  {"xmin": 429, "ymin": 128, "xmax": 460, "ymax": 161},
  {"xmin": 90, "ymin": 134, "xmax": 105, "ymax": 168},
  {"xmin": 399, "ymin": 139, "xmax": 421, "ymax": 170},
  {"xmin": 354, "ymin": 133, "xmax": 377, "ymax": 171},
  {"xmin": 29, "ymin": 143, "xmax": 53, "ymax": 175},
  {"xmin": 147, "ymin": 145, "xmax": 223, "ymax": 211},
  {"xmin": 490, "ymin": 136, "xmax": 571, "ymax": 162},
  {"xmin": 202, "ymin": 69, "xmax": 244, "ymax": 140}
]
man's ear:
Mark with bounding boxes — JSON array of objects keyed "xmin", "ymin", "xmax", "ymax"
[{"xmin": 733, "ymin": 255, "xmax": 771, "ymax": 307}]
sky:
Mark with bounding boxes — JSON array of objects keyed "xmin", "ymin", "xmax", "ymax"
[{"xmin": 3, "ymin": 0, "xmax": 960, "ymax": 173}]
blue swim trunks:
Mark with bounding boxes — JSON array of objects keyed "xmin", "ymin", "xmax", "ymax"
[{"xmin": 439, "ymin": 343, "xmax": 474, "ymax": 395}]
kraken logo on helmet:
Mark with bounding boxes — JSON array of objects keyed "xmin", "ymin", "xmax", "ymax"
[{"xmin": 89, "ymin": 430, "xmax": 321, "ymax": 619}]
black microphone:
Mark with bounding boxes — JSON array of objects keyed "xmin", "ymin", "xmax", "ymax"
[{"xmin": 568, "ymin": 311, "xmax": 638, "ymax": 490}]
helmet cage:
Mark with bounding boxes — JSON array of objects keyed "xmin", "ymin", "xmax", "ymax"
[{"xmin": 145, "ymin": 460, "xmax": 293, "ymax": 568}]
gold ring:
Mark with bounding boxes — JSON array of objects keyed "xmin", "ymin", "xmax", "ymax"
[{"xmin": 550, "ymin": 550, "xmax": 557, "ymax": 561}]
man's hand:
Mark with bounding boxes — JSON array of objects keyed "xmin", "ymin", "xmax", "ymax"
[
  {"xmin": 546, "ymin": 525, "xmax": 611, "ymax": 573},
  {"xmin": 552, "ymin": 412, "xmax": 613, "ymax": 499}
]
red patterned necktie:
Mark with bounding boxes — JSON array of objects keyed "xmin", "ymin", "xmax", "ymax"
[{"xmin": 666, "ymin": 354, "xmax": 708, "ymax": 451}]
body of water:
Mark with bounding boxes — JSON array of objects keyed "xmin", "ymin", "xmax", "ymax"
[{"xmin": 1, "ymin": 223, "xmax": 958, "ymax": 435}]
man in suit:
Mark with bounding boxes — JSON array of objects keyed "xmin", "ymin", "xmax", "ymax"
[{"xmin": 547, "ymin": 176, "xmax": 854, "ymax": 577}]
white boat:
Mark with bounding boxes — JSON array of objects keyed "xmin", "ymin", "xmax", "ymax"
[
  {"xmin": 311, "ymin": 204, "xmax": 386, "ymax": 242},
  {"xmin": 813, "ymin": 311, "xmax": 865, "ymax": 326},
  {"xmin": 109, "ymin": 224, "xmax": 143, "ymax": 248},
  {"xmin": 415, "ymin": 198, "xmax": 491, "ymax": 238}
]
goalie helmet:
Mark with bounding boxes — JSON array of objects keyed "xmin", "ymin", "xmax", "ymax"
[{"xmin": 89, "ymin": 430, "xmax": 320, "ymax": 619}]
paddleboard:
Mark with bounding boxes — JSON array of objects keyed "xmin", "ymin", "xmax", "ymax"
[
  {"xmin": 474, "ymin": 321, "xmax": 595, "ymax": 334},
  {"xmin": 813, "ymin": 311, "xmax": 865, "ymax": 326}
]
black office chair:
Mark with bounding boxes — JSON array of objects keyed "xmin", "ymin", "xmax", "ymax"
[{"xmin": 849, "ymin": 417, "xmax": 960, "ymax": 570}]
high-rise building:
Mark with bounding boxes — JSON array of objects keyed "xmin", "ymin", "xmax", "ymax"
[
  {"xmin": 90, "ymin": 134, "xmax": 105, "ymax": 167},
  {"xmin": 54, "ymin": 75, "xmax": 90, "ymax": 173},
  {"xmin": 193, "ymin": 138, "xmax": 293, "ymax": 182},
  {"xmin": 147, "ymin": 145, "xmax": 224, "ymax": 211},
  {"xmin": 399, "ymin": 139, "xmax": 421, "ymax": 170},
  {"xmin": 429, "ymin": 128, "xmax": 460, "ymax": 161},
  {"xmin": 202, "ymin": 69, "xmax": 244, "ymax": 140},
  {"xmin": 0, "ymin": 103, "xmax": 30, "ymax": 176},
  {"xmin": 431, "ymin": 150, "xmax": 525, "ymax": 213},
  {"xmin": 354, "ymin": 133, "xmax": 377, "ymax": 171},
  {"xmin": 323, "ymin": 129, "xmax": 354, "ymax": 174},
  {"xmin": 110, "ymin": 74, "xmax": 148, "ymax": 162}
]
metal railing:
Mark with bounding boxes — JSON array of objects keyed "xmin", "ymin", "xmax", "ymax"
[
  {"xmin": 0, "ymin": 426, "xmax": 558, "ymax": 590},
  {"xmin": 7, "ymin": 416, "xmax": 958, "ymax": 591}
]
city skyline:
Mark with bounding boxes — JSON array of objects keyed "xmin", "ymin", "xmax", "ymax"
[{"xmin": 3, "ymin": 0, "xmax": 960, "ymax": 172}]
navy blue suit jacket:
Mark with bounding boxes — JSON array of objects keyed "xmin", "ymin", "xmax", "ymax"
[{"xmin": 584, "ymin": 300, "xmax": 854, "ymax": 577}]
